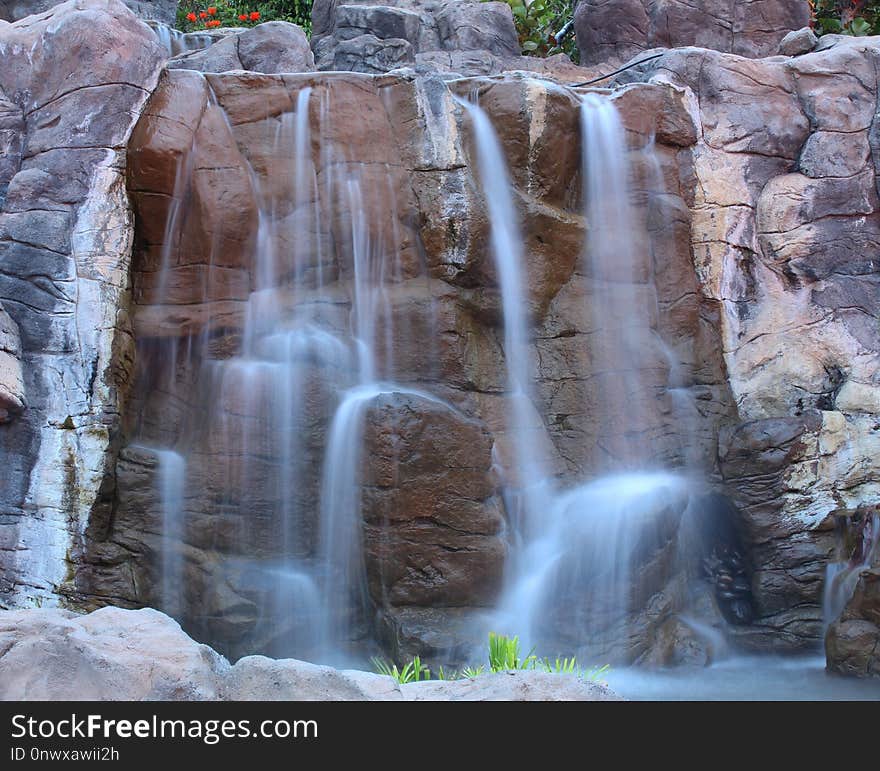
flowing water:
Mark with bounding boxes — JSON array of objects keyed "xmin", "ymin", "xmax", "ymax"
[{"xmin": 131, "ymin": 76, "xmax": 873, "ymax": 695}]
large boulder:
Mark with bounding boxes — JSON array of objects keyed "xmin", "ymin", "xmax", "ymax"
[
  {"xmin": 167, "ymin": 21, "xmax": 315, "ymax": 74},
  {"xmin": 575, "ymin": 0, "xmax": 810, "ymax": 66},
  {"xmin": 0, "ymin": 0, "xmax": 165, "ymax": 608}
]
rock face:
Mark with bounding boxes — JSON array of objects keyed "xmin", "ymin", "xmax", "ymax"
[
  {"xmin": 614, "ymin": 37, "xmax": 880, "ymax": 653},
  {"xmin": 311, "ymin": 0, "xmax": 534, "ymax": 75},
  {"xmin": 826, "ymin": 567, "xmax": 880, "ymax": 677},
  {"xmin": 167, "ymin": 21, "xmax": 315, "ymax": 74},
  {"xmin": 575, "ymin": 0, "xmax": 810, "ymax": 66},
  {"xmin": 0, "ymin": 0, "xmax": 165, "ymax": 608},
  {"xmin": 0, "ymin": 304, "xmax": 25, "ymax": 422},
  {"xmin": 0, "ymin": 607, "xmax": 622, "ymax": 700},
  {"xmin": 0, "ymin": 0, "xmax": 178, "ymax": 24}
]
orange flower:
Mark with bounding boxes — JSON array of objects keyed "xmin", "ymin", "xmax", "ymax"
[
  {"xmin": 199, "ymin": 11, "xmax": 207, "ymax": 18},
  {"xmin": 249, "ymin": 11, "xmax": 260, "ymax": 20},
  {"xmin": 186, "ymin": 11, "xmax": 197, "ymax": 21},
  {"xmin": 238, "ymin": 13, "xmax": 247, "ymax": 20},
  {"xmin": 207, "ymin": 19, "xmax": 222, "ymax": 27},
  {"xmin": 207, "ymin": 6, "xmax": 217, "ymax": 14}
]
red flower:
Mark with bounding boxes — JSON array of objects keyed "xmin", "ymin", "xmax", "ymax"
[
  {"xmin": 249, "ymin": 11, "xmax": 260, "ymax": 20},
  {"xmin": 199, "ymin": 11, "xmax": 207, "ymax": 18},
  {"xmin": 207, "ymin": 6, "xmax": 217, "ymax": 14},
  {"xmin": 238, "ymin": 13, "xmax": 247, "ymax": 20},
  {"xmin": 186, "ymin": 11, "xmax": 197, "ymax": 21},
  {"xmin": 207, "ymin": 19, "xmax": 222, "ymax": 27}
]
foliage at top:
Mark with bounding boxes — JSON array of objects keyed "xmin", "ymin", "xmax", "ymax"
[
  {"xmin": 176, "ymin": 0, "xmax": 312, "ymax": 34},
  {"xmin": 811, "ymin": 0, "xmax": 880, "ymax": 35},
  {"xmin": 490, "ymin": 0, "xmax": 579, "ymax": 62}
]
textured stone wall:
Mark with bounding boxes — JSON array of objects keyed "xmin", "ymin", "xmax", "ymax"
[
  {"xmin": 0, "ymin": 0, "xmax": 164, "ymax": 607},
  {"xmin": 575, "ymin": 0, "xmax": 811, "ymax": 66},
  {"xmin": 614, "ymin": 36, "xmax": 880, "ymax": 651}
]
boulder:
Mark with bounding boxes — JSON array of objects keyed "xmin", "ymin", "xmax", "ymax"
[
  {"xmin": 311, "ymin": 0, "xmax": 524, "ymax": 75},
  {"xmin": 779, "ymin": 26, "xmax": 818, "ymax": 57},
  {"xmin": 167, "ymin": 21, "xmax": 315, "ymax": 74}
]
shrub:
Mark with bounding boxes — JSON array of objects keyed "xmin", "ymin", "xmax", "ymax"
[
  {"xmin": 490, "ymin": 0, "xmax": 579, "ymax": 61},
  {"xmin": 811, "ymin": 0, "xmax": 880, "ymax": 35},
  {"xmin": 176, "ymin": 0, "xmax": 312, "ymax": 33}
]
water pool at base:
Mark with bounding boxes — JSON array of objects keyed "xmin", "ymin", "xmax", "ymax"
[{"xmin": 606, "ymin": 656, "xmax": 880, "ymax": 701}]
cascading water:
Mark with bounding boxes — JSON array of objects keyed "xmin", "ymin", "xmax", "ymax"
[
  {"xmin": 462, "ymin": 90, "xmax": 697, "ymax": 661},
  {"xmin": 133, "ymin": 78, "xmax": 454, "ymax": 665}
]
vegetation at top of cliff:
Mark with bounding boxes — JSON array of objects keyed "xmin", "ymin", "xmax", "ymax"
[
  {"xmin": 491, "ymin": 0, "xmax": 580, "ymax": 62},
  {"xmin": 812, "ymin": 0, "xmax": 880, "ymax": 35},
  {"xmin": 176, "ymin": 0, "xmax": 312, "ymax": 33}
]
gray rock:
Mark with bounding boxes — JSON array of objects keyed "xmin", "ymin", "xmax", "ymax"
[
  {"xmin": 168, "ymin": 21, "xmax": 315, "ymax": 74},
  {"xmin": 312, "ymin": 0, "xmax": 522, "ymax": 75},
  {"xmin": 0, "ymin": 0, "xmax": 165, "ymax": 608},
  {"xmin": 0, "ymin": 0, "xmax": 178, "ymax": 25},
  {"xmin": 0, "ymin": 303, "xmax": 24, "ymax": 421},
  {"xmin": 401, "ymin": 670, "xmax": 622, "ymax": 701},
  {"xmin": 0, "ymin": 607, "xmax": 227, "ymax": 700},
  {"xmin": 575, "ymin": 0, "xmax": 810, "ymax": 66},
  {"xmin": 779, "ymin": 27, "xmax": 818, "ymax": 57}
]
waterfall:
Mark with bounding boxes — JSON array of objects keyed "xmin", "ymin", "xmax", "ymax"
[
  {"xmin": 457, "ymin": 98, "xmax": 550, "ymax": 540},
  {"xmin": 155, "ymin": 449, "xmax": 186, "ymax": 619},
  {"xmin": 461, "ymin": 91, "xmax": 696, "ymax": 659}
]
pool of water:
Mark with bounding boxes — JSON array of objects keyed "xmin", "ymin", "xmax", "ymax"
[{"xmin": 606, "ymin": 656, "xmax": 880, "ymax": 701}]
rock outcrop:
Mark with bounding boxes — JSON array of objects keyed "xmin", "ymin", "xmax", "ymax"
[
  {"xmin": 0, "ymin": 0, "xmax": 165, "ymax": 607},
  {"xmin": 613, "ymin": 36, "xmax": 880, "ymax": 652},
  {"xmin": 311, "ymin": 0, "xmax": 519, "ymax": 74},
  {"xmin": 575, "ymin": 0, "xmax": 810, "ymax": 66},
  {"xmin": 0, "ymin": 607, "xmax": 621, "ymax": 700}
]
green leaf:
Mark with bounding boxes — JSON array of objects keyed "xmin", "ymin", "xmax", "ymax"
[{"xmin": 522, "ymin": 40, "xmax": 539, "ymax": 51}]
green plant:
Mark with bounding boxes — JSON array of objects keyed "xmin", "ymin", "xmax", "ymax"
[
  {"xmin": 488, "ymin": 632, "xmax": 538, "ymax": 672},
  {"xmin": 460, "ymin": 665, "xmax": 485, "ymax": 679},
  {"xmin": 490, "ymin": 0, "xmax": 579, "ymax": 61},
  {"xmin": 811, "ymin": 0, "xmax": 880, "ymax": 36},
  {"xmin": 581, "ymin": 664, "xmax": 611, "ymax": 683},
  {"xmin": 371, "ymin": 655, "xmax": 431, "ymax": 684},
  {"xmin": 540, "ymin": 656, "xmax": 579, "ymax": 674}
]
